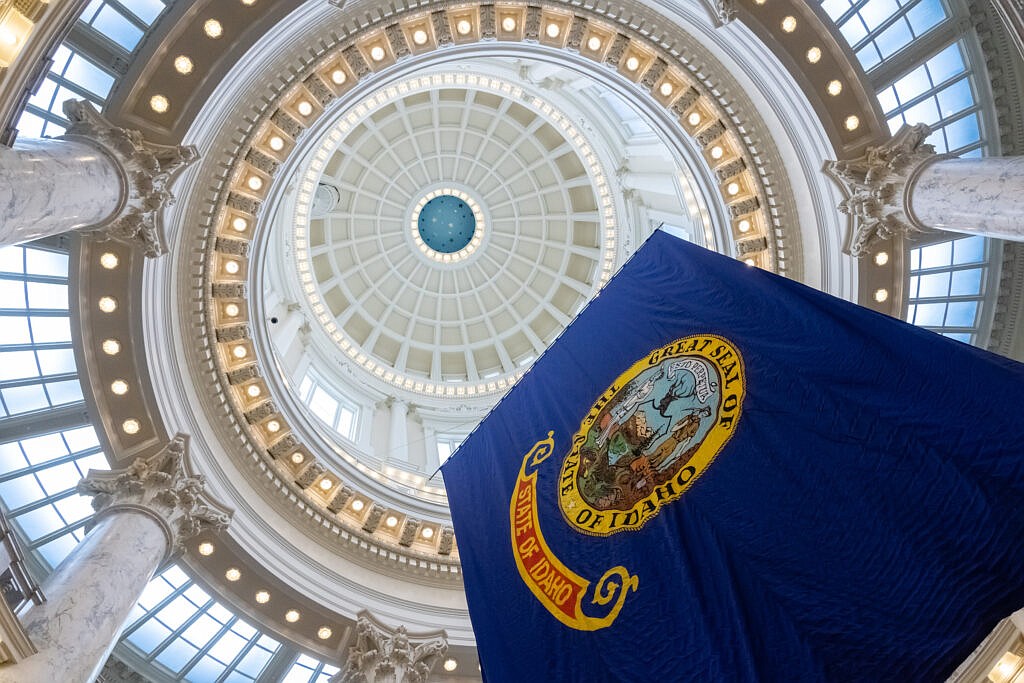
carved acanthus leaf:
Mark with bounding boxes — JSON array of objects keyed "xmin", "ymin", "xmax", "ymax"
[
  {"xmin": 61, "ymin": 100, "xmax": 198, "ymax": 258},
  {"xmin": 824, "ymin": 123, "xmax": 940, "ymax": 257},
  {"xmin": 334, "ymin": 617, "xmax": 448, "ymax": 683},
  {"xmin": 77, "ymin": 434, "xmax": 232, "ymax": 557}
]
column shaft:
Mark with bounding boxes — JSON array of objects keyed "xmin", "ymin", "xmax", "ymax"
[
  {"xmin": 911, "ymin": 157, "xmax": 1024, "ymax": 239},
  {"xmin": 0, "ymin": 511, "xmax": 166, "ymax": 683},
  {"xmin": 389, "ymin": 400, "xmax": 408, "ymax": 463},
  {"xmin": 0, "ymin": 138, "xmax": 122, "ymax": 245}
]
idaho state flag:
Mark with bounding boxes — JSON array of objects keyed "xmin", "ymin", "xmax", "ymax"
[{"xmin": 441, "ymin": 230, "xmax": 1024, "ymax": 682}]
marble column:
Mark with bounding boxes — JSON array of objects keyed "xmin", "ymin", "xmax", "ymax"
[
  {"xmin": 388, "ymin": 398, "xmax": 409, "ymax": 463},
  {"xmin": 824, "ymin": 123, "xmax": 1024, "ymax": 256},
  {"xmin": 0, "ymin": 434, "xmax": 231, "ymax": 683},
  {"xmin": 422, "ymin": 423, "xmax": 441, "ymax": 473},
  {"xmin": 0, "ymin": 99, "xmax": 197, "ymax": 256},
  {"xmin": 332, "ymin": 615, "xmax": 448, "ymax": 683}
]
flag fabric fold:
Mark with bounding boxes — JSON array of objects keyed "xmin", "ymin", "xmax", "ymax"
[{"xmin": 441, "ymin": 231, "xmax": 1024, "ymax": 682}]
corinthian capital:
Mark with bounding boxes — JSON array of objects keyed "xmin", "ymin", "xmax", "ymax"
[
  {"xmin": 824, "ymin": 123, "xmax": 943, "ymax": 257},
  {"xmin": 61, "ymin": 100, "xmax": 199, "ymax": 258},
  {"xmin": 77, "ymin": 434, "xmax": 232, "ymax": 558},
  {"xmin": 334, "ymin": 615, "xmax": 448, "ymax": 683}
]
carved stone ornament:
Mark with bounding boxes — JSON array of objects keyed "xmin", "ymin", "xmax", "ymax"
[
  {"xmin": 823, "ymin": 123, "xmax": 943, "ymax": 257},
  {"xmin": 77, "ymin": 434, "xmax": 232, "ymax": 558},
  {"xmin": 705, "ymin": 0, "xmax": 736, "ymax": 26},
  {"xmin": 333, "ymin": 616, "xmax": 448, "ymax": 683},
  {"xmin": 59, "ymin": 100, "xmax": 197, "ymax": 258}
]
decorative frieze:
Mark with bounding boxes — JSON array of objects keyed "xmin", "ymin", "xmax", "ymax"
[
  {"xmin": 728, "ymin": 197, "xmax": 760, "ymax": 217},
  {"xmin": 296, "ymin": 462, "xmax": 326, "ymax": 488},
  {"xmin": 437, "ymin": 526, "xmax": 455, "ymax": 555},
  {"xmin": 362, "ymin": 504, "xmax": 386, "ymax": 533},
  {"xmin": 431, "ymin": 11, "xmax": 452, "ymax": 46},
  {"xmin": 214, "ymin": 237, "xmax": 250, "ymax": 257},
  {"xmin": 695, "ymin": 120, "xmax": 727, "ymax": 147},
  {"xmin": 671, "ymin": 87, "xmax": 701, "ymax": 116},
  {"xmin": 215, "ymin": 325, "xmax": 250, "ymax": 343},
  {"xmin": 327, "ymin": 485, "xmax": 356, "ymax": 513},
  {"xmin": 243, "ymin": 401, "xmax": 275, "ymax": 424},
  {"xmin": 398, "ymin": 519, "xmax": 420, "ymax": 547},
  {"xmin": 266, "ymin": 434, "xmax": 298, "ymax": 459},
  {"xmin": 211, "ymin": 282, "xmax": 246, "ymax": 298}
]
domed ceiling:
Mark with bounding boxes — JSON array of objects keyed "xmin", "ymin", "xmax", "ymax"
[{"xmin": 127, "ymin": 0, "xmax": 853, "ymax": 662}]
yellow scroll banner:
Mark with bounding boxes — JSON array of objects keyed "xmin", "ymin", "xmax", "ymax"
[{"xmin": 509, "ymin": 431, "xmax": 638, "ymax": 631}]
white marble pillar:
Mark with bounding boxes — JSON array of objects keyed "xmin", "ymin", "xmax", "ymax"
[
  {"xmin": 0, "ymin": 139, "xmax": 122, "ymax": 243},
  {"xmin": 0, "ymin": 434, "xmax": 231, "ymax": 683},
  {"xmin": 824, "ymin": 123, "xmax": 1024, "ymax": 256},
  {"xmin": 388, "ymin": 398, "xmax": 409, "ymax": 463},
  {"xmin": 422, "ymin": 424, "xmax": 441, "ymax": 473},
  {"xmin": 332, "ymin": 615, "xmax": 447, "ymax": 683},
  {"xmin": 910, "ymin": 157, "xmax": 1024, "ymax": 239},
  {"xmin": 0, "ymin": 99, "xmax": 197, "ymax": 256}
]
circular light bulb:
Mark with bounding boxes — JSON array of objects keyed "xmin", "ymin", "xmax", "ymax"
[
  {"xmin": 781, "ymin": 16, "xmax": 797, "ymax": 32},
  {"xmin": 421, "ymin": 527, "xmax": 434, "ymax": 539},
  {"xmin": 456, "ymin": 19, "xmax": 472, "ymax": 35},
  {"xmin": 231, "ymin": 216, "xmax": 248, "ymax": 232},
  {"xmin": 204, "ymin": 19, "xmax": 223, "ymax": 38},
  {"xmin": 241, "ymin": 0, "xmax": 256, "ymax": 5},
  {"xmin": 149, "ymin": 95, "xmax": 169, "ymax": 113},
  {"xmin": 874, "ymin": 288, "xmax": 889, "ymax": 303},
  {"xmin": 255, "ymin": 590, "xmax": 270, "ymax": 604},
  {"xmin": 296, "ymin": 100, "xmax": 313, "ymax": 116},
  {"xmin": 827, "ymin": 80, "xmax": 843, "ymax": 96},
  {"xmin": 102, "ymin": 339, "xmax": 121, "ymax": 355},
  {"xmin": 266, "ymin": 420, "xmax": 281, "ymax": 433},
  {"xmin": 806, "ymin": 47, "xmax": 822, "ymax": 64},
  {"xmin": 444, "ymin": 659, "xmax": 458, "ymax": 672},
  {"xmin": 587, "ymin": 36, "xmax": 602, "ymax": 51},
  {"xmin": 98, "ymin": 296, "xmax": 117, "ymax": 313},
  {"xmin": 331, "ymin": 68, "xmax": 347, "ymax": 85},
  {"xmin": 197, "ymin": 541, "xmax": 214, "ymax": 556},
  {"xmin": 0, "ymin": 29, "xmax": 17, "ymax": 47},
  {"xmin": 318, "ymin": 626, "xmax": 333, "ymax": 639},
  {"xmin": 501, "ymin": 16, "xmax": 516, "ymax": 31},
  {"xmin": 246, "ymin": 384, "xmax": 261, "ymax": 398},
  {"xmin": 319, "ymin": 478, "xmax": 334, "ymax": 491},
  {"xmin": 659, "ymin": 81, "xmax": 674, "ymax": 97},
  {"xmin": 100, "ymin": 252, "xmax": 119, "ymax": 269},
  {"xmin": 744, "ymin": 258, "xmax": 756, "ymax": 266},
  {"xmin": 224, "ymin": 303, "xmax": 240, "ymax": 317},
  {"xmin": 545, "ymin": 22, "xmax": 560, "ymax": 38},
  {"xmin": 232, "ymin": 345, "xmax": 247, "ymax": 359},
  {"xmin": 247, "ymin": 175, "xmax": 263, "ymax": 191},
  {"xmin": 874, "ymin": 251, "xmax": 889, "ymax": 266},
  {"xmin": 110, "ymin": 379, "xmax": 129, "ymax": 395},
  {"xmin": 285, "ymin": 609, "xmax": 300, "ymax": 623},
  {"xmin": 174, "ymin": 55, "xmax": 194, "ymax": 74},
  {"xmin": 385, "ymin": 515, "xmax": 399, "ymax": 528},
  {"xmin": 710, "ymin": 145, "xmax": 724, "ymax": 160},
  {"xmin": 687, "ymin": 111, "xmax": 701, "ymax": 126},
  {"xmin": 290, "ymin": 452, "xmax": 305, "ymax": 464},
  {"xmin": 351, "ymin": 499, "xmax": 364, "ymax": 511},
  {"xmin": 738, "ymin": 219, "xmax": 751, "ymax": 233},
  {"xmin": 412, "ymin": 29, "xmax": 428, "ymax": 45},
  {"xmin": 225, "ymin": 567, "xmax": 241, "ymax": 581},
  {"xmin": 122, "ymin": 419, "xmax": 140, "ymax": 435},
  {"xmin": 268, "ymin": 136, "xmax": 284, "ymax": 151},
  {"xmin": 625, "ymin": 56, "xmax": 640, "ymax": 72},
  {"xmin": 727, "ymin": 182, "xmax": 741, "ymax": 196},
  {"xmin": 224, "ymin": 260, "xmax": 240, "ymax": 274},
  {"xmin": 370, "ymin": 45, "xmax": 386, "ymax": 61},
  {"xmin": 845, "ymin": 115, "xmax": 860, "ymax": 131}
]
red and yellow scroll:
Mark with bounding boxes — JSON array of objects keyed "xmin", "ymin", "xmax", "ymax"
[{"xmin": 510, "ymin": 432, "xmax": 638, "ymax": 631}]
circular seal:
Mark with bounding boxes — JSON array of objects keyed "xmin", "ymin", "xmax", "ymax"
[{"xmin": 558, "ymin": 335, "xmax": 745, "ymax": 535}]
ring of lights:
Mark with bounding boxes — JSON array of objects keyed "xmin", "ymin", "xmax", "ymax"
[
  {"xmin": 408, "ymin": 186, "xmax": 487, "ymax": 263},
  {"xmin": 288, "ymin": 70, "xmax": 617, "ymax": 398},
  {"xmin": 158, "ymin": 0, "xmax": 816, "ymax": 592}
]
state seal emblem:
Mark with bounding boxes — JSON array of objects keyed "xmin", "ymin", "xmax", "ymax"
[
  {"xmin": 509, "ymin": 335, "xmax": 744, "ymax": 630},
  {"xmin": 559, "ymin": 334, "xmax": 745, "ymax": 535}
]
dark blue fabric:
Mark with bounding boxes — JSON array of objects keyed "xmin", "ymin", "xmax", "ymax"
[{"xmin": 441, "ymin": 231, "xmax": 1024, "ymax": 682}]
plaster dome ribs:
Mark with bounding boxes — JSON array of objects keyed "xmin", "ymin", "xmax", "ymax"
[
  {"xmin": 291, "ymin": 75, "xmax": 612, "ymax": 396},
  {"xmin": 161, "ymin": 0, "xmax": 811, "ymax": 588}
]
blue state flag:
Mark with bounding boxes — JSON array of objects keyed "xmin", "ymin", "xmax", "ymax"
[{"xmin": 441, "ymin": 230, "xmax": 1024, "ymax": 682}]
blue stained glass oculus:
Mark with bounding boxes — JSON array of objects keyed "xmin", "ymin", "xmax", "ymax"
[{"xmin": 417, "ymin": 195, "xmax": 476, "ymax": 253}]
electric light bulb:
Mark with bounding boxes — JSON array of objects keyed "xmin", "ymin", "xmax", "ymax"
[
  {"xmin": 174, "ymin": 55, "xmax": 193, "ymax": 74},
  {"xmin": 255, "ymin": 590, "xmax": 270, "ymax": 603},
  {"xmin": 231, "ymin": 216, "xmax": 248, "ymax": 231},
  {"xmin": 100, "ymin": 252, "xmax": 119, "ymax": 269},
  {"xmin": 198, "ymin": 542, "xmax": 215, "ymax": 555},
  {"xmin": 111, "ymin": 380, "xmax": 129, "ymax": 395},
  {"xmin": 224, "ymin": 303, "xmax": 240, "ymax": 317},
  {"xmin": 247, "ymin": 175, "xmax": 263, "ymax": 191},
  {"xmin": 874, "ymin": 251, "xmax": 889, "ymax": 266},
  {"xmin": 331, "ymin": 69, "xmax": 347, "ymax": 85},
  {"xmin": 98, "ymin": 296, "xmax": 117, "ymax": 313},
  {"xmin": 318, "ymin": 627, "xmax": 333, "ymax": 639},
  {"xmin": 501, "ymin": 16, "xmax": 516, "ymax": 31},
  {"xmin": 370, "ymin": 45, "xmax": 385, "ymax": 61},
  {"xmin": 806, "ymin": 47, "xmax": 822, "ymax": 64},
  {"xmin": 412, "ymin": 29, "xmax": 428, "ymax": 45},
  {"xmin": 845, "ymin": 115, "xmax": 860, "ymax": 131},
  {"xmin": 246, "ymin": 384, "xmax": 261, "ymax": 398},
  {"xmin": 625, "ymin": 56, "xmax": 640, "ymax": 72},
  {"xmin": 545, "ymin": 23, "xmax": 560, "ymax": 38},
  {"xmin": 587, "ymin": 36, "xmax": 602, "ymax": 51},
  {"xmin": 781, "ymin": 16, "xmax": 797, "ymax": 32},
  {"xmin": 102, "ymin": 339, "xmax": 121, "ymax": 355},
  {"xmin": 225, "ymin": 568, "xmax": 241, "ymax": 581},
  {"xmin": 204, "ymin": 19, "xmax": 223, "ymax": 38},
  {"xmin": 687, "ymin": 111, "xmax": 701, "ymax": 126},
  {"xmin": 827, "ymin": 80, "xmax": 843, "ymax": 96},
  {"xmin": 659, "ymin": 81, "xmax": 674, "ymax": 97},
  {"xmin": 149, "ymin": 95, "xmax": 169, "ymax": 113},
  {"xmin": 122, "ymin": 419, "xmax": 140, "ymax": 435},
  {"xmin": 296, "ymin": 100, "xmax": 313, "ymax": 116}
]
